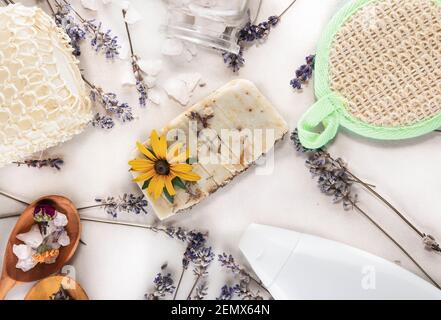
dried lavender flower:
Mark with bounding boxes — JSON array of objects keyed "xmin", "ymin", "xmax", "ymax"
[
  {"xmin": 136, "ymin": 79, "xmax": 148, "ymax": 108},
  {"xmin": 95, "ymin": 193, "xmax": 148, "ymax": 218},
  {"xmin": 233, "ymin": 278, "xmax": 263, "ymax": 300},
  {"xmin": 54, "ymin": 4, "xmax": 86, "ymax": 56},
  {"xmin": 145, "ymin": 272, "xmax": 175, "ymax": 300},
  {"xmin": 221, "ymin": 1, "xmax": 293, "ymax": 72},
  {"xmin": 91, "ymin": 113, "xmax": 115, "ymax": 130},
  {"xmin": 84, "ymin": 20, "xmax": 120, "ymax": 59},
  {"xmin": 217, "ymin": 285, "xmax": 235, "ymax": 300},
  {"xmin": 290, "ymin": 54, "xmax": 315, "ymax": 90},
  {"xmin": 237, "ymin": 15, "xmax": 280, "ymax": 43},
  {"xmin": 192, "ymin": 281, "xmax": 208, "ymax": 300},
  {"xmin": 218, "ymin": 253, "xmax": 241, "ymax": 275},
  {"xmin": 192, "ymin": 246, "xmax": 215, "ymax": 277},
  {"xmin": 123, "ymin": 9, "xmax": 148, "ymax": 107},
  {"xmin": 423, "ymin": 234, "xmax": 441, "ymax": 252},
  {"xmin": 222, "ymin": 49, "xmax": 244, "ymax": 73},
  {"xmin": 14, "ymin": 158, "xmax": 64, "ymax": 171}
]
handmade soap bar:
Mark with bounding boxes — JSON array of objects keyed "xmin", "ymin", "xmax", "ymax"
[{"xmin": 131, "ymin": 79, "xmax": 288, "ymax": 220}]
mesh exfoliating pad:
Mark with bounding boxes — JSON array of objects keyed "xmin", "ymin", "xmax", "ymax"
[
  {"xmin": 298, "ymin": 0, "xmax": 441, "ymax": 149},
  {"xmin": 0, "ymin": 4, "xmax": 92, "ymax": 168}
]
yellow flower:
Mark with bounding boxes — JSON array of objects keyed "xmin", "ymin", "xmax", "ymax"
[{"xmin": 129, "ymin": 130, "xmax": 201, "ymax": 200}]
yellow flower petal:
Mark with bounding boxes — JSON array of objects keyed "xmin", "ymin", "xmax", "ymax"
[
  {"xmin": 147, "ymin": 175, "xmax": 158, "ymax": 197},
  {"xmin": 175, "ymin": 171, "xmax": 201, "ymax": 182},
  {"xmin": 171, "ymin": 163, "xmax": 193, "ymax": 173},
  {"xmin": 129, "ymin": 159, "xmax": 154, "ymax": 172},
  {"xmin": 133, "ymin": 169, "xmax": 155, "ymax": 182},
  {"xmin": 151, "ymin": 130, "xmax": 167, "ymax": 159},
  {"xmin": 136, "ymin": 142, "xmax": 157, "ymax": 161},
  {"xmin": 165, "ymin": 176, "xmax": 176, "ymax": 196},
  {"xmin": 153, "ymin": 176, "xmax": 165, "ymax": 199}
]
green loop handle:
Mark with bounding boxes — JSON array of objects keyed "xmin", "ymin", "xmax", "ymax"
[{"xmin": 297, "ymin": 93, "xmax": 343, "ymax": 149}]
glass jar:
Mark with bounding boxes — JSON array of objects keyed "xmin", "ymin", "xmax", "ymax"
[{"xmin": 161, "ymin": 0, "xmax": 261, "ymax": 54}]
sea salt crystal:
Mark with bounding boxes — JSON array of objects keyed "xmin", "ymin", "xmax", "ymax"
[
  {"xmin": 16, "ymin": 225, "xmax": 43, "ymax": 249},
  {"xmin": 81, "ymin": 0, "xmax": 98, "ymax": 11},
  {"xmin": 162, "ymin": 38, "xmax": 184, "ymax": 56},
  {"xmin": 53, "ymin": 212, "xmax": 68, "ymax": 227},
  {"xmin": 58, "ymin": 231, "xmax": 71, "ymax": 247},
  {"xmin": 138, "ymin": 59, "xmax": 163, "ymax": 76},
  {"xmin": 16, "ymin": 256, "xmax": 37, "ymax": 272},
  {"xmin": 13, "ymin": 244, "xmax": 32, "ymax": 260}
]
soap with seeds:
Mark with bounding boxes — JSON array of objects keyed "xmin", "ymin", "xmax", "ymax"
[{"xmin": 131, "ymin": 79, "xmax": 288, "ymax": 220}]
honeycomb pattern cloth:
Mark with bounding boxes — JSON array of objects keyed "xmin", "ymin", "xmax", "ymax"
[
  {"xmin": 0, "ymin": 4, "xmax": 92, "ymax": 168},
  {"xmin": 298, "ymin": 0, "xmax": 441, "ymax": 149}
]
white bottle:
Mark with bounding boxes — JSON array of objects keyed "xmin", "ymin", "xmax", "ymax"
[{"xmin": 239, "ymin": 224, "xmax": 441, "ymax": 300}]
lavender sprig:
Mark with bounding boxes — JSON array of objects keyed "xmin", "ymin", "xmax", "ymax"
[
  {"xmin": 291, "ymin": 128, "xmax": 441, "ymax": 289},
  {"xmin": 291, "ymin": 129, "xmax": 441, "ymax": 253},
  {"xmin": 54, "ymin": 0, "xmax": 120, "ymax": 59},
  {"xmin": 145, "ymin": 272, "xmax": 175, "ymax": 300},
  {"xmin": 13, "ymin": 158, "xmax": 64, "ymax": 171},
  {"xmin": 222, "ymin": 0, "xmax": 297, "ymax": 72},
  {"xmin": 290, "ymin": 54, "xmax": 315, "ymax": 90},
  {"xmin": 91, "ymin": 113, "xmax": 114, "ymax": 130},
  {"xmin": 90, "ymin": 87, "xmax": 134, "ymax": 122},
  {"xmin": 123, "ymin": 10, "xmax": 148, "ymax": 107},
  {"xmin": 94, "ymin": 193, "xmax": 148, "ymax": 218},
  {"xmin": 218, "ymin": 253, "xmax": 272, "ymax": 299},
  {"xmin": 187, "ymin": 246, "xmax": 214, "ymax": 300},
  {"xmin": 84, "ymin": 20, "xmax": 120, "ymax": 59}
]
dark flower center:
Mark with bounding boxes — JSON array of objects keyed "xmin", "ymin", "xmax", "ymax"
[{"xmin": 154, "ymin": 160, "xmax": 170, "ymax": 175}]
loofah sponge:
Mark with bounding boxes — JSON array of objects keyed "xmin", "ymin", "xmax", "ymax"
[
  {"xmin": 298, "ymin": 0, "xmax": 441, "ymax": 149},
  {"xmin": 0, "ymin": 4, "xmax": 92, "ymax": 168}
]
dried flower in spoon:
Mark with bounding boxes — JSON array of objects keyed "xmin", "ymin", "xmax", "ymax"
[{"xmin": 13, "ymin": 202, "xmax": 71, "ymax": 272}]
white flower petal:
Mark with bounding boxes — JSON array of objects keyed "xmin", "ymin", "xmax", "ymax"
[
  {"xmin": 16, "ymin": 225, "xmax": 43, "ymax": 249},
  {"xmin": 81, "ymin": 0, "xmax": 98, "ymax": 11},
  {"xmin": 102, "ymin": 0, "xmax": 113, "ymax": 4},
  {"xmin": 138, "ymin": 59, "xmax": 162, "ymax": 76},
  {"xmin": 53, "ymin": 212, "xmax": 68, "ymax": 227},
  {"xmin": 162, "ymin": 38, "xmax": 184, "ymax": 56},
  {"xmin": 13, "ymin": 244, "xmax": 33, "ymax": 260}
]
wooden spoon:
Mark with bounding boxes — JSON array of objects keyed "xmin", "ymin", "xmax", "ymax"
[
  {"xmin": 25, "ymin": 275, "xmax": 88, "ymax": 300},
  {"xmin": 0, "ymin": 195, "xmax": 80, "ymax": 300}
]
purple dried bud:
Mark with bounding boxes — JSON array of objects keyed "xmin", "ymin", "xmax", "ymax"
[{"xmin": 33, "ymin": 203, "xmax": 56, "ymax": 222}]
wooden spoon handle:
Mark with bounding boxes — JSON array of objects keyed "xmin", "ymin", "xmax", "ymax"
[{"xmin": 0, "ymin": 276, "xmax": 16, "ymax": 300}]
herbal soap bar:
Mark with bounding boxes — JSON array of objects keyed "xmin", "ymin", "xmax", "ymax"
[{"xmin": 131, "ymin": 79, "xmax": 288, "ymax": 220}]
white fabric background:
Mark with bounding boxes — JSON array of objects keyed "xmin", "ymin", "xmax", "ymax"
[{"xmin": 1, "ymin": 0, "xmax": 440, "ymax": 299}]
